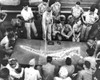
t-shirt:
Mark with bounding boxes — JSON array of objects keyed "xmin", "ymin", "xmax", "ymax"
[
  {"xmin": 72, "ymin": 5, "xmax": 83, "ymax": 18},
  {"xmin": 82, "ymin": 11, "xmax": 99, "ymax": 24},
  {"xmin": 24, "ymin": 67, "xmax": 41, "ymax": 80},
  {"xmin": 77, "ymin": 69, "xmax": 92, "ymax": 80},
  {"xmin": 21, "ymin": 7, "xmax": 33, "ymax": 21}
]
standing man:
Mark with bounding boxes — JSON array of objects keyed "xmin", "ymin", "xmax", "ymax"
[
  {"xmin": 21, "ymin": 5, "xmax": 38, "ymax": 39},
  {"xmin": 81, "ymin": 6, "xmax": 99, "ymax": 41},
  {"xmin": 42, "ymin": 56, "xmax": 55, "ymax": 80},
  {"xmin": 77, "ymin": 61, "xmax": 92, "ymax": 80},
  {"xmin": 42, "ymin": 7, "xmax": 53, "ymax": 44},
  {"xmin": 71, "ymin": 1, "xmax": 84, "ymax": 20},
  {"xmin": 24, "ymin": 58, "xmax": 42, "ymax": 80}
]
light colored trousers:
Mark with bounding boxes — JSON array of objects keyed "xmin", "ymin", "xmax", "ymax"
[
  {"xmin": 81, "ymin": 24, "xmax": 92, "ymax": 41},
  {"xmin": 42, "ymin": 24, "xmax": 52, "ymax": 41},
  {"xmin": 25, "ymin": 21, "xmax": 38, "ymax": 39}
]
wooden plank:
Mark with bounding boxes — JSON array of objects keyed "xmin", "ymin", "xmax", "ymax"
[
  {"xmin": 61, "ymin": 6, "xmax": 90, "ymax": 9},
  {"xmin": 61, "ymin": 2, "xmax": 96, "ymax": 5},
  {"xmin": 60, "ymin": 0, "xmax": 97, "ymax": 2},
  {"xmin": 61, "ymin": 6, "xmax": 89, "ymax": 13},
  {"xmin": 1, "ymin": 10, "xmax": 38, "ymax": 13},
  {"xmin": 61, "ymin": 3, "xmax": 92, "ymax": 8}
]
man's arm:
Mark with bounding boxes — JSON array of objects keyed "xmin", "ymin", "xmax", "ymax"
[
  {"xmin": 81, "ymin": 13, "xmax": 87, "ymax": 24},
  {"xmin": 94, "ymin": 15, "xmax": 99, "ymax": 23},
  {"xmin": 67, "ymin": 25, "xmax": 73, "ymax": 37},
  {"xmin": 29, "ymin": 7, "xmax": 34, "ymax": 19},
  {"xmin": 42, "ymin": 12, "xmax": 46, "ymax": 33},
  {"xmin": 61, "ymin": 27, "xmax": 69, "ymax": 39},
  {"xmin": 0, "ymin": 12, "xmax": 7, "ymax": 23},
  {"xmin": 0, "ymin": 37, "xmax": 11, "ymax": 49}
]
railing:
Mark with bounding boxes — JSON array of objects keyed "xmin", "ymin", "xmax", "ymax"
[
  {"xmin": 60, "ymin": 0, "xmax": 98, "ymax": 13},
  {"xmin": 0, "ymin": 0, "xmax": 99, "ymax": 14}
]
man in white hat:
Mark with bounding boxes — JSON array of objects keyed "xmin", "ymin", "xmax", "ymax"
[
  {"xmin": 54, "ymin": 66, "xmax": 72, "ymax": 80},
  {"xmin": 6, "ymin": 58, "xmax": 24, "ymax": 80},
  {"xmin": 24, "ymin": 58, "xmax": 42, "ymax": 80},
  {"xmin": 81, "ymin": 6, "xmax": 99, "ymax": 41}
]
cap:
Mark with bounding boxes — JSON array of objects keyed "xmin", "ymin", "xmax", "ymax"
[
  {"xmin": 60, "ymin": 15, "xmax": 66, "ymax": 21},
  {"xmin": 59, "ymin": 66, "xmax": 68, "ymax": 78},
  {"xmin": 29, "ymin": 58, "xmax": 36, "ymax": 66}
]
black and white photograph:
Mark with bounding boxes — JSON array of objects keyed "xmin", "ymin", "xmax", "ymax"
[{"xmin": 0, "ymin": 0, "xmax": 100, "ymax": 80}]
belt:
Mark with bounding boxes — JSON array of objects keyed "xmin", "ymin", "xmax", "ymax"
[{"xmin": 24, "ymin": 17, "xmax": 34, "ymax": 23}]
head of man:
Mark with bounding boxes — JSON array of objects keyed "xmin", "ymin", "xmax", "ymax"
[
  {"xmin": 55, "ymin": 20, "xmax": 61, "ymax": 25},
  {"xmin": 65, "ymin": 24, "xmax": 71, "ymax": 32},
  {"xmin": 24, "ymin": 5, "xmax": 29, "ymax": 11},
  {"xmin": 47, "ymin": 7, "xmax": 52, "ymax": 14},
  {"xmin": 5, "ymin": 28, "xmax": 13, "ymax": 36},
  {"xmin": 0, "ymin": 68, "xmax": 10, "ymax": 80},
  {"xmin": 47, "ymin": 56, "xmax": 52, "ymax": 63},
  {"xmin": 7, "ymin": 33, "xmax": 15, "ymax": 41},
  {"xmin": 75, "ymin": 1, "xmax": 81, "ymax": 9},
  {"xmin": 83, "ymin": 61, "xmax": 91, "ymax": 69},
  {"xmin": 90, "ymin": 6, "xmax": 95, "ymax": 12},
  {"xmin": 76, "ymin": 1, "xmax": 80, "ymax": 6},
  {"xmin": 8, "ymin": 58, "xmax": 19, "ymax": 69},
  {"xmin": 91, "ymin": 4, "xmax": 99, "ymax": 13},
  {"xmin": 75, "ymin": 1, "xmax": 81, "ymax": 8},
  {"xmin": 60, "ymin": 15, "xmax": 66, "ymax": 25},
  {"xmin": 1, "ymin": 60, "xmax": 8, "ymax": 67},
  {"xmin": 65, "ymin": 57, "xmax": 72, "ymax": 65}
]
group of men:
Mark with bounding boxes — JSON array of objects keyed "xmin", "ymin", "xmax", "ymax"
[
  {"xmin": 69, "ymin": 1, "xmax": 99, "ymax": 42},
  {"xmin": 20, "ymin": 0, "xmax": 99, "ymax": 43},
  {"xmin": 0, "ymin": 0, "xmax": 99, "ymax": 51},
  {"xmin": 17, "ymin": 0, "xmax": 62, "ymax": 44}
]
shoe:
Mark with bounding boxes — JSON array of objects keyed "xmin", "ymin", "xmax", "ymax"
[{"xmin": 47, "ymin": 41, "xmax": 54, "ymax": 45}]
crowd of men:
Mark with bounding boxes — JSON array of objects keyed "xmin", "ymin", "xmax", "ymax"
[
  {"xmin": 0, "ymin": 47, "xmax": 100, "ymax": 80},
  {"xmin": 0, "ymin": 0, "xmax": 99, "ymax": 45},
  {"xmin": 0, "ymin": 0, "xmax": 100, "ymax": 80},
  {"xmin": 20, "ymin": 0, "xmax": 99, "ymax": 43}
]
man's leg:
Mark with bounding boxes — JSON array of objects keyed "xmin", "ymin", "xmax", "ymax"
[
  {"xmin": 25, "ymin": 22, "xmax": 31, "ymax": 39},
  {"xmin": 57, "ymin": 33, "xmax": 62, "ymax": 45},
  {"xmin": 42, "ymin": 24, "xmax": 47, "ymax": 40},
  {"xmin": 84, "ymin": 25, "xmax": 92, "ymax": 41},
  {"xmin": 80, "ymin": 24, "xmax": 86, "ymax": 41},
  {"xmin": 47, "ymin": 24, "xmax": 52, "ymax": 41},
  {"xmin": 31, "ymin": 21, "xmax": 38, "ymax": 37},
  {"xmin": 47, "ymin": 24, "xmax": 54, "ymax": 45}
]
